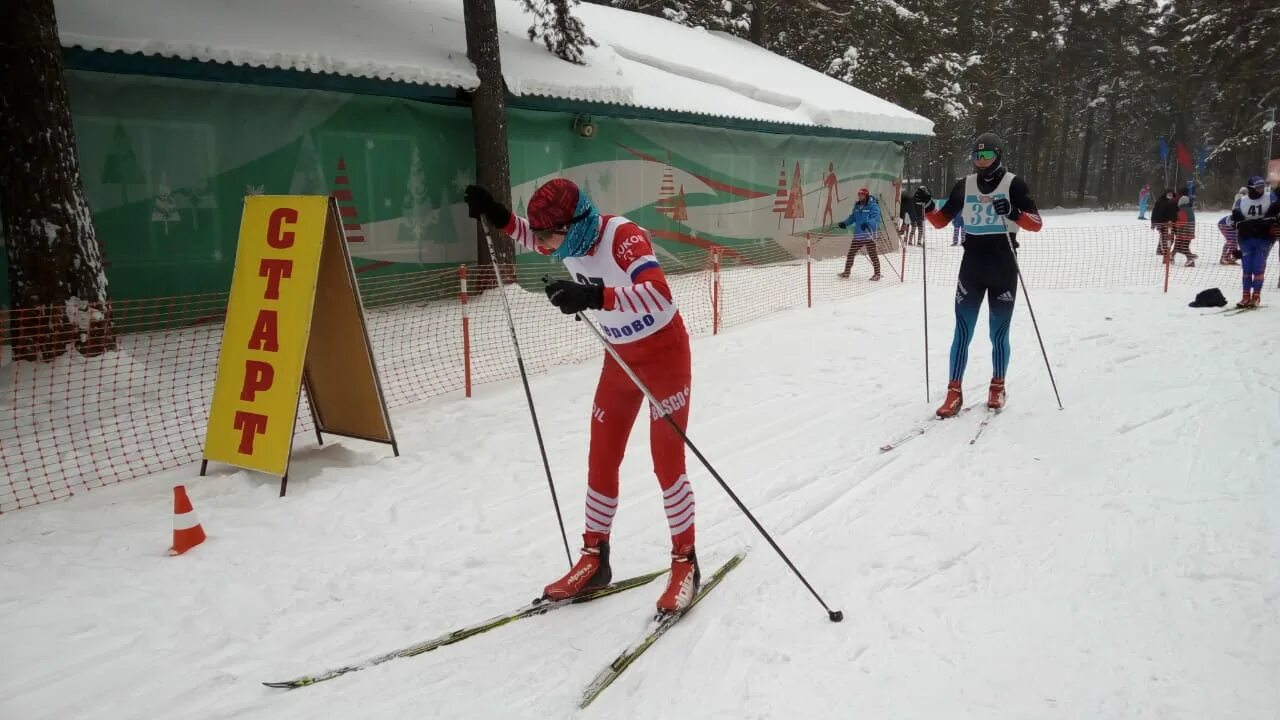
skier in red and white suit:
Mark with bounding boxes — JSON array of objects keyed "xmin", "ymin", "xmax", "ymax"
[{"xmin": 464, "ymin": 179, "xmax": 699, "ymax": 614}]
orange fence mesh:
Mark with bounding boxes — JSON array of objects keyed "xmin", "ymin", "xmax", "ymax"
[{"xmin": 0, "ymin": 221, "xmax": 1262, "ymax": 513}]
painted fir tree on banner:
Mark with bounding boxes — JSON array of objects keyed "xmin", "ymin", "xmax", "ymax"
[
  {"xmin": 656, "ymin": 153, "xmax": 676, "ymax": 217},
  {"xmin": 290, "ymin": 133, "xmax": 327, "ymax": 195},
  {"xmin": 152, "ymin": 173, "xmax": 180, "ymax": 235},
  {"xmin": 672, "ymin": 185, "xmax": 688, "ymax": 222},
  {"xmin": 398, "ymin": 143, "xmax": 437, "ymax": 246},
  {"xmin": 332, "ymin": 156, "xmax": 365, "ymax": 242},
  {"xmin": 785, "ymin": 162, "xmax": 805, "ymax": 233},
  {"xmin": 773, "ymin": 160, "xmax": 788, "ymax": 229},
  {"xmin": 102, "ymin": 123, "xmax": 144, "ymax": 205}
]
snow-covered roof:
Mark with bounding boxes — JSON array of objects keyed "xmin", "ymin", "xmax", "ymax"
[{"xmin": 55, "ymin": 0, "xmax": 934, "ymax": 138}]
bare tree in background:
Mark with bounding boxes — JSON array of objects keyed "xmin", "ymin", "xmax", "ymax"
[{"xmin": 0, "ymin": 0, "xmax": 114, "ymax": 360}]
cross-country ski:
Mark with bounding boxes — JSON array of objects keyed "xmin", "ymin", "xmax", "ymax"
[
  {"xmin": 579, "ymin": 551, "xmax": 748, "ymax": 709},
  {"xmin": 262, "ymin": 569, "xmax": 667, "ymax": 689}
]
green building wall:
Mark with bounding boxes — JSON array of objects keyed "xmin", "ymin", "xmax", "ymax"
[{"xmin": 0, "ymin": 67, "xmax": 905, "ymax": 307}]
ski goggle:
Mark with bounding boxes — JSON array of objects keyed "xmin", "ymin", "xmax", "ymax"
[
  {"xmin": 972, "ymin": 149, "xmax": 998, "ymax": 162},
  {"xmin": 531, "ymin": 209, "xmax": 592, "ymax": 240}
]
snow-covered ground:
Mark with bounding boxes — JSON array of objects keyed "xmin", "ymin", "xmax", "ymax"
[{"xmin": 2, "ymin": 209, "xmax": 1277, "ymax": 720}]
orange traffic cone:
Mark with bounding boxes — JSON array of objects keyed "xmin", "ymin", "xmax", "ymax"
[{"xmin": 168, "ymin": 485, "xmax": 207, "ymax": 555}]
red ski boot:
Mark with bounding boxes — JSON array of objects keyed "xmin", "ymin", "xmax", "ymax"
[
  {"xmin": 1237, "ymin": 292, "xmax": 1254, "ymax": 309},
  {"xmin": 656, "ymin": 545, "xmax": 701, "ymax": 614},
  {"xmin": 543, "ymin": 533, "xmax": 612, "ymax": 600},
  {"xmin": 987, "ymin": 377, "xmax": 1006, "ymax": 410},
  {"xmin": 935, "ymin": 380, "xmax": 963, "ymax": 418}
]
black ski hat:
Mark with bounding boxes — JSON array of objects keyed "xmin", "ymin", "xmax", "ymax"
[
  {"xmin": 972, "ymin": 132, "xmax": 1004, "ymax": 160},
  {"xmin": 1188, "ymin": 288, "xmax": 1227, "ymax": 308}
]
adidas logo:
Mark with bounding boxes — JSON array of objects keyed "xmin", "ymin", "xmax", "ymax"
[{"xmin": 996, "ymin": 291, "xmax": 1014, "ymax": 302}]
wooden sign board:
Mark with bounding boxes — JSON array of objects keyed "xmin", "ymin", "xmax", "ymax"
[{"xmin": 201, "ymin": 195, "xmax": 397, "ymax": 494}]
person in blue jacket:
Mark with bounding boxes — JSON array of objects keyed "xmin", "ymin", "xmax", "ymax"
[
  {"xmin": 836, "ymin": 187, "xmax": 881, "ymax": 280},
  {"xmin": 1231, "ymin": 175, "xmax": 1280, "ymax": 308},
  {"xmin": 1137, "ymin": 184, "xmax": 1150, "ymax": 220}
]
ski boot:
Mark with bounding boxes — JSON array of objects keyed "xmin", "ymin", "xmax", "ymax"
[
  {"xmin": 543, "ymin": 533, "xmax": 612, "ymax": 600},
  {"xmin": 837, "ymin": 271, "xmax": 851, "ymax": 279},
  {"xmin": 1237, "ymin": 292, "xmax": 1255, "ymax": 309},
  {"xmin": 656, "ymin": 545, "xmax": 701, "ymax": 614},
  {"xmin": 935, "ymin": 380, "xmax": 963, "ymax": 418},
  {"xmin": 870, "ymin": 272, "xmax": 882, "ymax": 281},
  {"xmin": 987, "ymin": 377, "xmax": 1006, "ymax": 410}
]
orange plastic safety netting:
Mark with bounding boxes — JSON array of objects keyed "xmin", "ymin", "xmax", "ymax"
[{"xmin": 0, "ymin": 221, "xmax": 1260, "ymax": 512}]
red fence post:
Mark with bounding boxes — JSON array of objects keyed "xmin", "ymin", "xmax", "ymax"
[{"xmin": 460, "ymin": 264, "xmax": 472, "ymax": 398}]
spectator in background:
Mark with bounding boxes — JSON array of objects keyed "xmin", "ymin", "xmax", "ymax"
[
  {"xmin": 1150, "ymin": 188, "xmax": 1178, "ymax": 256},
  {"xmin": 1218, "ymin": 214, "xmax": 1240, "ymax": 265},
  {"xmin": 837, "ymin": 187, "xmax": 882, "ymax": 281},
  {"xmin": 1173, "ymin": 193, "xmax": 1198, "ymax": 266},
  {"xmin": 898, "ymin": 190, "xmax": 911, "ymax": 241},
  {"xmin": 1218, "ymin": 187, "xmax": 1248, "ymax": 265},
  {"xmin": 904, "ymin": 187, "xmax": 926, "ymax": 246},
  {"xmin": 1137, "ymin": 184, "xmax": 1151, "ymax": 220}
]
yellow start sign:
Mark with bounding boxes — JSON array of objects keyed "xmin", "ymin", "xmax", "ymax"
[{"xmin": 202, "ymin": 195, "xmax": 397, "ymax": 485}]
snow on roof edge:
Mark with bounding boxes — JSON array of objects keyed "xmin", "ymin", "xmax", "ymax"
[{"xmin": 61, "ymin": 35, "xmax": 481, "ymax": 89}]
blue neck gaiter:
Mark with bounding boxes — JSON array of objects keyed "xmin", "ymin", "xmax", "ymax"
[{"xmin": 552, "ymin": 192, "xmax": 601, "ymax": 260}]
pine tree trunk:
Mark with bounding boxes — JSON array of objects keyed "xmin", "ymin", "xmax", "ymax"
[
  {"xmin": 463, "ymin": 0, "xmax": 515, "ymax": 291},
  {"xmin": 1099, "ymin": 93, "xmax": 1119, "ymax": 209},
  {"xmin": 1029, "ymin": 107, "xmax": 1046, "ymax": 190},
  {"xmin": 1052, "ymin": 117, "xmax": 1070, "ymax": 207},
  {"xmin": 749, "ymin": 1, "xmax": 768, "ymax": 46},
  {"xmin": 1075, "ymin": 81, "xmax": 1100, "ymax": 208},
  {"xmin": 0, "ymin": 0, "xmax": 115, "ymax": 361}
]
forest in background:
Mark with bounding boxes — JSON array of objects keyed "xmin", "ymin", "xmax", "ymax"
[{"xmin": 587, "ymin": 0, "xmax": 1279, "ymax": 207}]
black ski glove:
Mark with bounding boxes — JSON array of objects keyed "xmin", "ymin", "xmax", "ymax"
[
  {"xmin": 463, "ymin": 185, "xmax": 512, "ymax": 228},
  {"xmin": 545, "ymin": 280, "xmax": 604, "ymax": 315},
  {"xmin": 837, "ymin": 222, "xmax": 847, "ymax": 229},
  {"xmin": 913, "ymin": 186, "xmax": 932, "ymax": 206},
  {"xmin": 992, "ymin": 197, "xmax": 1021, "ymax": 220}
]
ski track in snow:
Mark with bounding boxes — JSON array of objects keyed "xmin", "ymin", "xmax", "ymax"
[{"xmin": 2, "ymin": 210, "xmax": 1279, "ymax": 719}]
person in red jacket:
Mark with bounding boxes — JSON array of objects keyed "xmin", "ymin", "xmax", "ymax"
[
  {"xmin": 464, "ymin": 179, "xmax": 699, "ymax": 615},
  {"xmin": 914, "ymin": 133, "xmax": 1043, "ymax": 416}
]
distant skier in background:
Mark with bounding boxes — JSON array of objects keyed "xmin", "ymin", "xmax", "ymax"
[
  {"xmin": 1173, "ymin": 193, "xmax": 1198, "ymax": 266},
  {"xmin": 463, "ymin": 178, "xmax": 701, "ymax": 614},
  {"xmin": 1137, "ymin": 184, "xmax": 1150, "ymax": 220},
  {"xmin": 915, "ymin": 132, "xmax": 1043, "ymax": 417},
  {"xmin": 837, "ymin": 187, "xmax": 882, "ymax": 281},
  {"xmin": 1230, "ymin": 174, "xmax": 1280, "ymax": 308},
  {"xmin": 1150, "ymin": 188, "xmax": 1178, "ymax": 256}
]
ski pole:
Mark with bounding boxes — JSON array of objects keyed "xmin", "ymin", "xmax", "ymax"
[
  {"xmin": 549, "ymin": 278, "xmax": 843, "ymax": 623},
  {"xmin": 478, "ymin": 221, "xmax": 573, "ymax": 568},
  {"xmin": 1002, "ymin": 228, "xmax": 1064, "ymax": 410}
]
